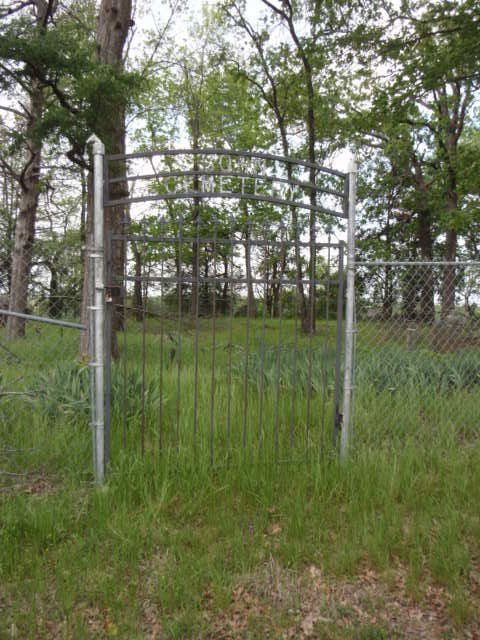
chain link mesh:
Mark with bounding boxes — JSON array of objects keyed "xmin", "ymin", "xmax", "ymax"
[{"xmin": 0, "ymin": 229, "xmax": 86, "ymax": 456}]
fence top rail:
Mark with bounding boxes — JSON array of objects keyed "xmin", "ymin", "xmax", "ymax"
[
  {"xmin": 0, "ymin": 308, "xmax": 85, "ymax": 330},
  {"xmin": 111, "ymin": 233, "xmax": 343, "ymax": 250},
  {"xmin": 116, "ymin": 274, "xmax": 342, "ymax": 287},
  {"xmin": 355, "ymin": 260, "xmax": 480, "ymax": 267},
  {"xmin": 105, "ymin": 147, "xmax": 348, "ymax": 179}
]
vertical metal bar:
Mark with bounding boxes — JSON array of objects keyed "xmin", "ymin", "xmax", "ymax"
[
  {"xmin": 306, "ymin": 224, "xmax": 316, "ymax": 460},
  {"xmin": 122, "ymin": 257, "xmax": 128, "ymax": 451},
  {"xmin": 104, "ymin": 230, "xmax": 112, "ymax": 467},
  {"xmin": 341, "ymin": 158, "xmax": 357, "ymax": 461},
  {"xmin": 88, "ymin": 240, "xmax": 96, "ymax": 473},
  {"xmin": 290, "ymin": 256, "xmax": 299, "ymax": 450},
  {"xmin": 258, "ymin": 222, "xmax": 269, "ymax": 452},
  {"xmin": 158, "ymin": 218, "xmax": 166, "ymax": 452},
  {"xmin": 122, "ymin": 199, "xmax": 128, "ymax": 452},
  {"xmin": 243, "ymin": 227, "xmax": 252, "ymax": 453},
  {"xmin": 274, "ymin": 226, "xmax": 285, "ymax": 461},
  {"xmin": 104, "ymin": 155, "xmax": 112, "ymax": 467},
  {"xmin": 87, "ymin": 134, "xmax": 105, "ymax": 484},
  {"xmin": 176, "ymin": 215, "xmax": 183, "ymax": 453},
  {"xmin": 141, "ymin": 253, "xmax": 146, "ymax": 457},
  {"xmin": 243, "ymin": 310, "xmax": 251, "ymax": 452},
  {"xmin": 333, "ymin": 243, "xmax": 345, "ymax": 446},
  {"xmin": 193, "ymin": 216, "xmax": 200, "ymax": 457},
  {"xmin": 210, "ymin": 219, "xmax": 218, "ymax": 465},
  {"xmin": 320, "ymin": 239, "xmax": 331, "ymax": 457},
  {"xmin": 226, "ymin": 218, "xmax": 235, "ymax": 452}
]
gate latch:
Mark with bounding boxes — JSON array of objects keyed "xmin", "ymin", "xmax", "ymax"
[{"xmin": 105, "ymin": 284, "xmax": 124, "ymax": 302}]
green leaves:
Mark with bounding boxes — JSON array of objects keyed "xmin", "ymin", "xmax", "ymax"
[{"xmin": 357, "ymin": 346, "xmax": 480, "ymax": 393}]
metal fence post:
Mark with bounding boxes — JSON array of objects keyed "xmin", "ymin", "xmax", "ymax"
[
  {"xmin": 341, "ymin": 156, "xmax": 357, "ymax": 461},
  {"xmin": 88, "ymin": 134, "xmax": 106, "ymax": 484}
]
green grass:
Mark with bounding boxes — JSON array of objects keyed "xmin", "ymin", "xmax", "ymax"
[
  {"xmin": 108, "ymin": 317, "xmax": 340, "ymax": 463},
  {"xmin": 0, "ymin": 319, "xmax": 479, "ymax": 638}
]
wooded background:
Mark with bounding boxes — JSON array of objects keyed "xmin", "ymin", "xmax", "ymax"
[{"xmin": 1, "ymin": 0, "xmax": 479, "ymax": 346}]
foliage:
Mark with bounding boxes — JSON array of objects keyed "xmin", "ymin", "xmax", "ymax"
[
  {"xmin": 235, "ymin": 344, "xmax": 337, "ymax": 393},
  {"xmin": 29, "ymin": 360, "xmax": 163, "ymax": 424},
  {"xmin": 357, "ymin": 346, "xmax": 480, "ymax": 393},
  {"xmin": 32, "ymin": 361, "xmax": 91, "ymax": 419}
]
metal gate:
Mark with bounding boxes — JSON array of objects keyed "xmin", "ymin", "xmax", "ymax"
[{"xmin": 95, "ymin": 148, "xmax": 356, "ymax": 473}]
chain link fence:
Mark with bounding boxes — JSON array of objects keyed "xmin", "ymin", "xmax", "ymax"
[
  {"xmin": 0, "ymin": 226, "xmax": 89, "ymax": 489},
  {"xmin": 352, "ymin": 261, "xmax": 480, "ymax": 448}
]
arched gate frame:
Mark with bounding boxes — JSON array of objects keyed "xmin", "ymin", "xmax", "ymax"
[{"xmin": 89, "ymin": 139, "xmax": 356, "ymax": 481}]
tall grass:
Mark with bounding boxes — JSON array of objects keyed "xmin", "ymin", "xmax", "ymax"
[
  {"xmin": 0, "ymin": 320, "xmax": 479, "ymax": 637},
  {"xmin": 356, "ymin": 345, "xmax": 480, "ymax": 392}
]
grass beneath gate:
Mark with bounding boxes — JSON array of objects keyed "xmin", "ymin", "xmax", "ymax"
[{"xmin": 0, "ymin": 320, "xmax": 479, "ymax": 638}]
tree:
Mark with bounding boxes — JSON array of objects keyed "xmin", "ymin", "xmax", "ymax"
[
  {"xmin": 0, "ymin": 0, "xmax": 58, "ymax": 337},
  {"xmin": 344, "ymin": 0, "xmax": 479, "ymax": 317},
  {"xmin": 223, "ymin": 0, "xmax": 308, "ymax": 324},
  {"xmin": 0, "ymin": 158, "xmax": 19, "ymax": 299},
  {"xmin": 225, "ymin": 0, "xmax": 355, "ymax": 331},
  {"xmin": 139, "ymin": 7, "xmax": 273, "ymax": 318},
  {"xmin": 80, "ymin": 0, "xmax": 133, "ymax": 357}
]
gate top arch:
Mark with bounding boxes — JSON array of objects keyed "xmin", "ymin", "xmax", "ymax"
[{"xmin": 103, "ymin": 148, "xmax": 348, "ymax": 219}]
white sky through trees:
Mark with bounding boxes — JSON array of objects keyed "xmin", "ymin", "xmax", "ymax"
[{"xmin": 129, "ymin": 0, "xmax": 352, "ymax": 171}]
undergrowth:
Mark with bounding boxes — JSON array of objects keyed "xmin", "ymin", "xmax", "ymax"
[{"xmin": 0, "ymin": 322, "xmax": 479, "ymax": 638}]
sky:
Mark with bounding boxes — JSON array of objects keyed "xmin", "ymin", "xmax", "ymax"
[
  {"xmin": 134, "ymin": 0, "xmax": 265, "ymax": 41},
  {"xmin": 130, "ymin": 0, "xmax": 353, "ymax": 172}
]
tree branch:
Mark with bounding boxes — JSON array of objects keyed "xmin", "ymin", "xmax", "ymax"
[
  {"xmin": 0, "ymin": 105, "xmax": 27, "ymax": 120},
  {"xmin": 0, "ymin": 156, "xmax": 20, "ymax": 182},
  {"xmin": 0, "ymin": 1, "xmax": 34, "ymax": 19},
  {"xmin": 260, "ymin": 0, "xmax": 290, "ymax": 22}
]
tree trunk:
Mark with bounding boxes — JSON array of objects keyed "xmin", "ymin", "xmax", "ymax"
[
  {"xmin": 80, "ymin": 166, "xmax": 87, "ymax": 244},
  {"xmin": 417, "ymin": 207, "xmax": 435, "ymax": 324},
  {"xmin": 80, "ymin": 0, "xmax": 132, "ymax": 358},
  {"xmin": 267, "ymin": 259, "xmax": 275, "ymax": 317},
  {"xmin": 6, "ymin": 0, "xmax": 56, "ymax": 338},
  {"xmin": 133, "ymin": 245, "xmax": 143, "ymax": 321},
  {"xmin": 435, "ymin": 85, "xmax": 467, "ymax": 317},
  {"xmin": 287, "ymin": 168, "xmax": 308, "ymax": 329},
  {"xmin": 201, "ymin": 258, "xmax": 209, "ymax": 315},
  {"xmin": 7, "ymin": 80, "xmax": 44, "ymax": 338},
  {"xmin": 230, "ymin": 3, "xmax": 307, "ymax": 327},
  {"xmin": 442, "ymin": 228, "xmax": 457, "ymax": 317},
  {"xmin": 381, "ymin": 206, "xmax": 393, "ymax": 320},
  {"xmin": 402, "ymin": 268, "xmax": 418, "ymax": 321},
  {"xmin": 1, "ymin": 168, "xmax": 16, "ymax": 294},
  {"xmin": 304, "ymin": 96, "xmax": 317, "ymax": 335},
  {"xmin": 242, "ymin": 202, "xmax": 256, "ymax": 317},
  {"xmin": 272, "ymin": 237, "xmax": 287, "ymax": 318},
  {"xmin": 382, "ymin": 264, "xmax": 393, "ymax": 320},
  {"xmin": 48, "ymin": 261, "xmax": 61, "ymax": 317},
  {"xmin": 221, "ymin": 255, "xmax": 229, "ymax": 315},
  {"xmin": 441, "ymin": 170, "xmax": 458, "ymax": 317},
  {"xmin": 412, "ymin": 162, "xmax": 436, "ymax": 324},
  {"xmin": 285, "ymin": 10, "xmax": 317, "ymax": 333}
]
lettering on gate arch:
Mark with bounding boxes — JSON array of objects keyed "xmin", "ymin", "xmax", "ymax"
[{"xmin": 103, "ymin": 148, "xmax": 348, "ymax": 220}]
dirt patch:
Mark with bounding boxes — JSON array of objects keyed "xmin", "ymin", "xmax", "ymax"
[
  {"xmin": 209, "ymin": 559, "xmax": 480, "ymax": 639},
  {"xmin": 0, "ymin": 470, "xmax": 57, "ymax": 497}
]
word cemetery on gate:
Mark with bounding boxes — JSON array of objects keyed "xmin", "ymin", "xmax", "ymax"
[
  {"xmin": 107, "ymin": 149, "xmax": 347, "ymax": 217},
  {"xmin": 148, "ymin": 151, "xmax": 306, "ymax": 199}
]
